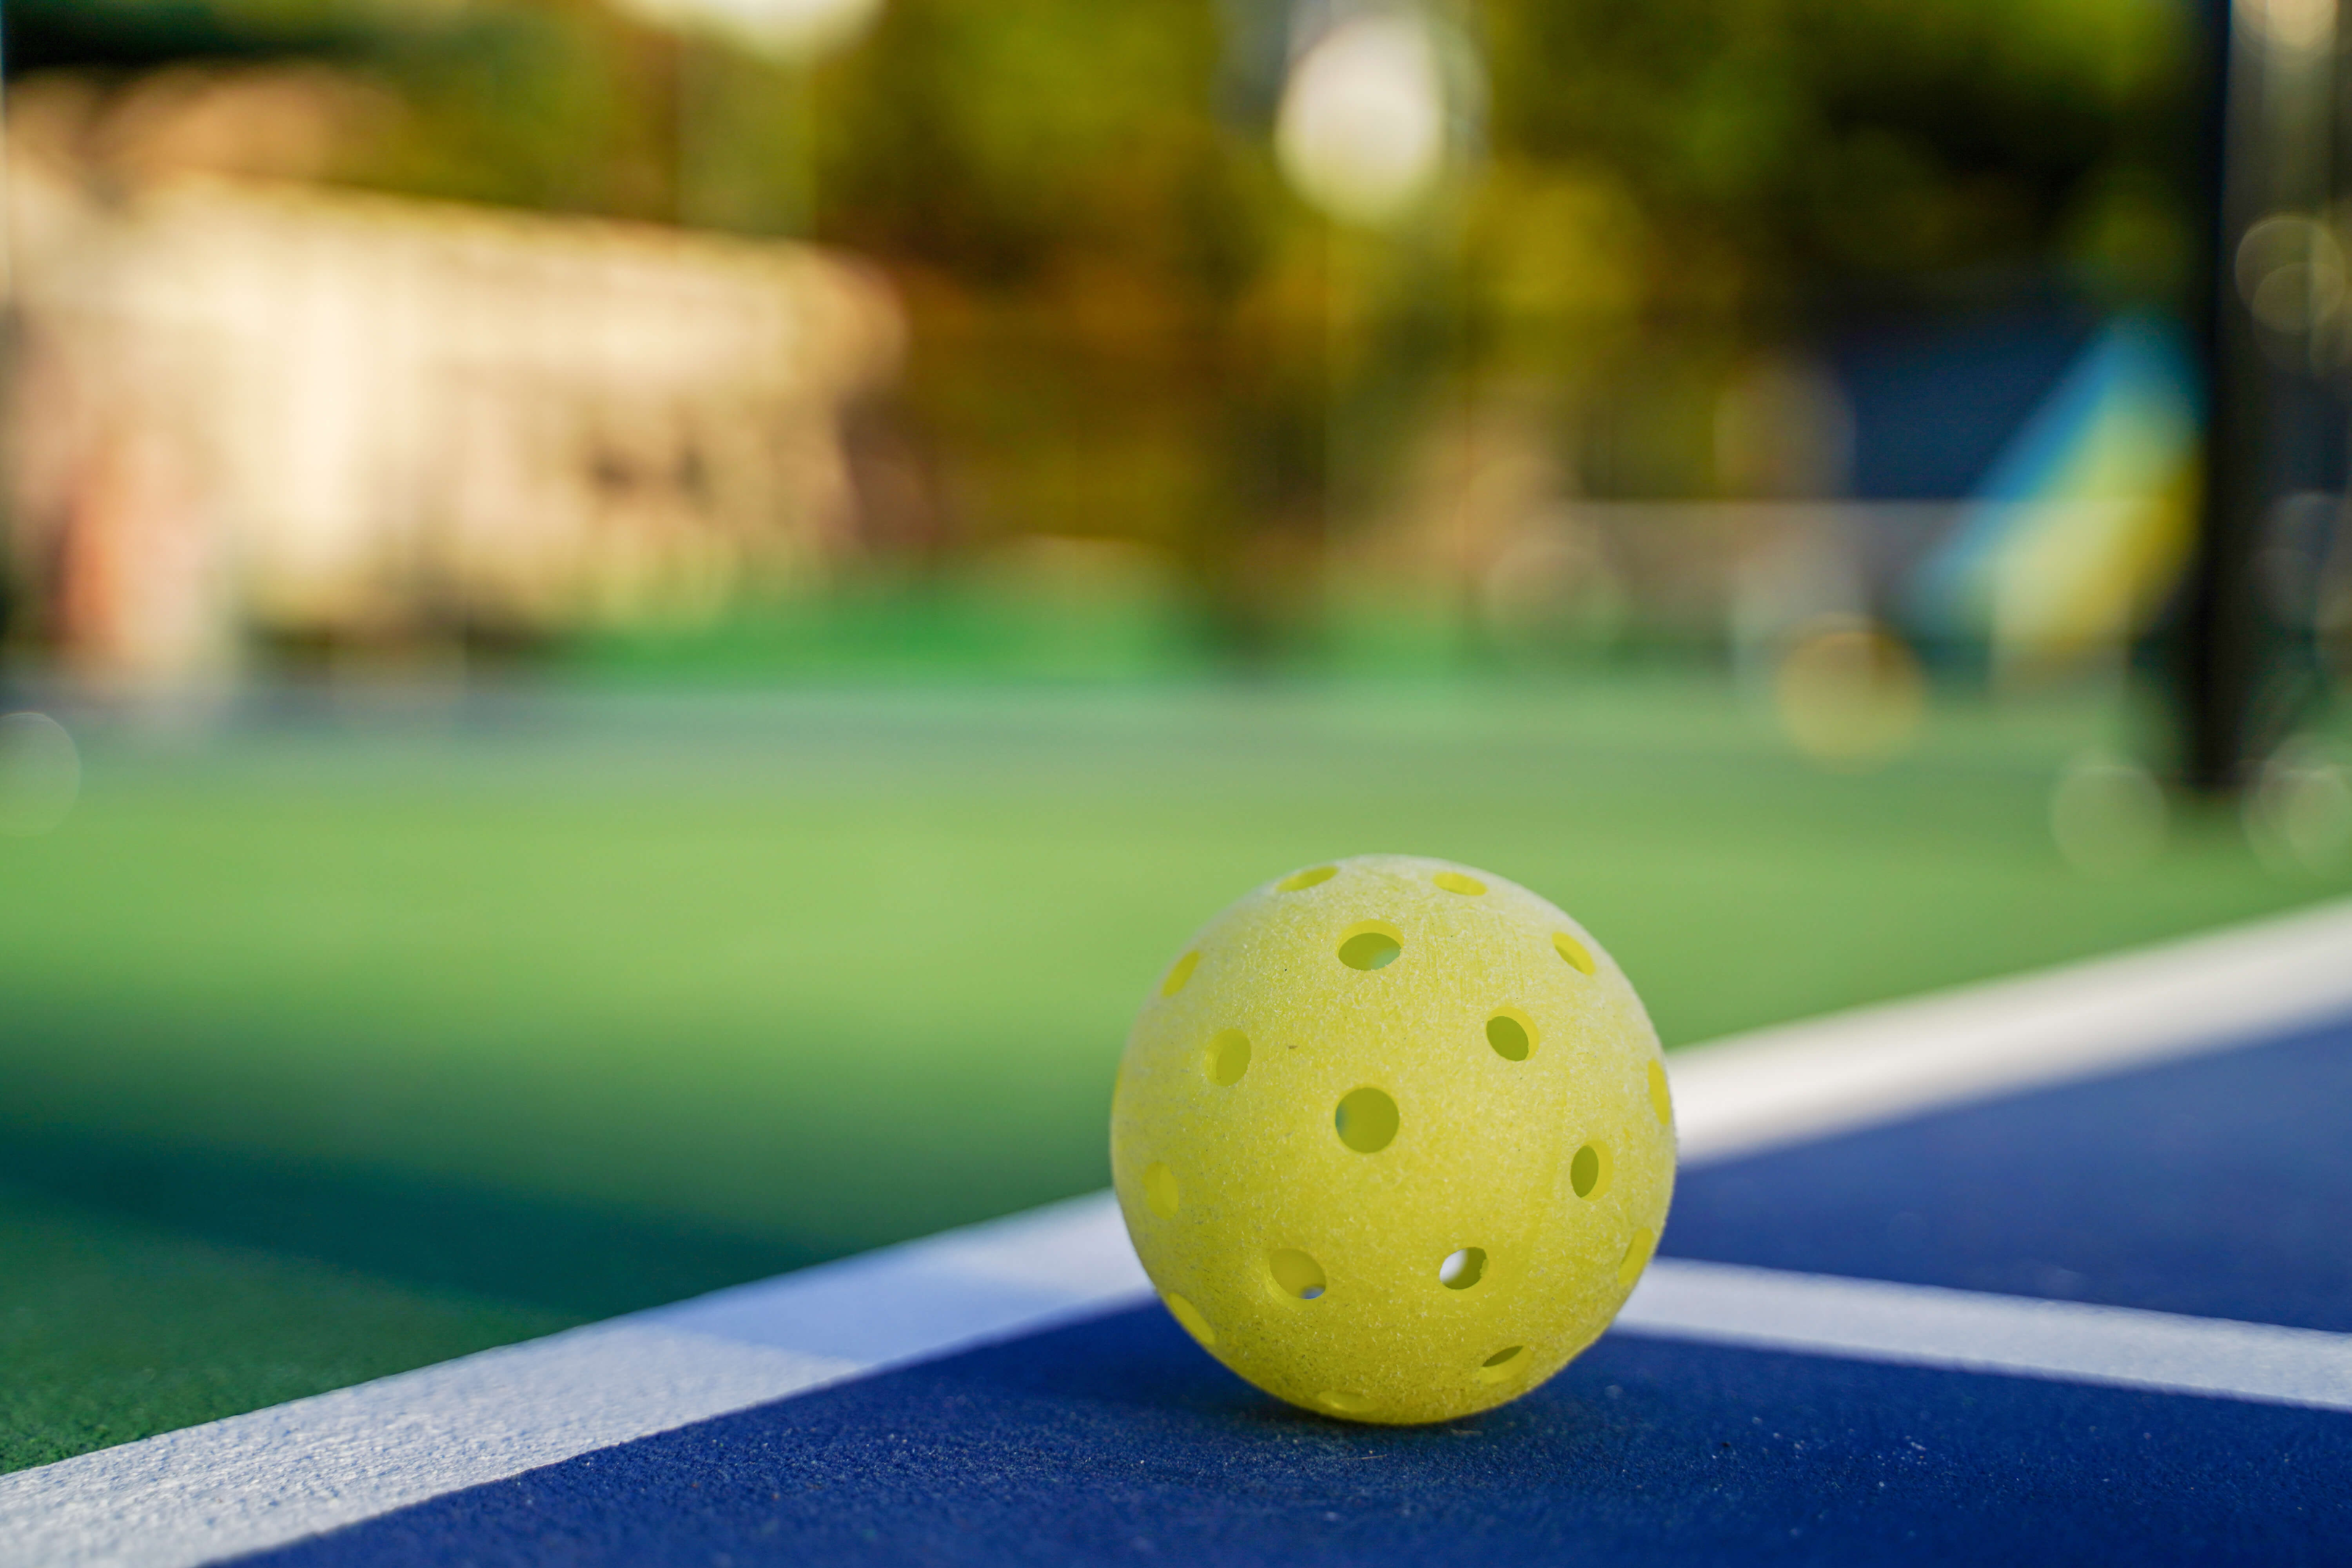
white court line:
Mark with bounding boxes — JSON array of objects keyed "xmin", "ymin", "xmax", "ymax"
[
  {"xmin": 12, "ymin": 1196, "xmax": 2352, "ymax": 1568},
  {"xmin": 1670, "ymin": 894, "xmax": 2352, "ymax": 1164},
  {"xmin": 5, "ymin": 897, "xmax": 2351, "ymax": 1566},
  {"xmin": 0, "ymin": 1194, "xmax": 1151, "ymax": 1568},
  {"xmin": 1617, "ymin": 1259, "xmax": 2352, "ymax": 1413},
  {"xmin": 0, "ymin": 1328, "xmax": 853, "ymax": 1568}
]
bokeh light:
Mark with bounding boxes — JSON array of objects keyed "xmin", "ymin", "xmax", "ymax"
[
  {"xmin": 0, "ymin": 713, "xmax": 81, "ymax": 838},
  {"xmin": 1770, "ymin": 617, "xmax": 1927, "ymax": 769},
  {"xmin": 2245, "ymin": 741, "xmax": 2352, "ymax": 873},
  {"xmin": 2049, "ymin": 751, "xmax": 2168, "ymax": 875},
  {"xmin": 2237, "ymin": 0, "xmax": 2337, "ymax": 52},
  {"xmin": 613, "ymin": 0, "xmax": 885, "ymax": 59},
  {"xmin": 1275, "ymin": 12, "xmax": 1451, "ymax": 228},
  {"xmin": 2234, "ymin": 213, "xmax": 2345, "ymax": 336}
]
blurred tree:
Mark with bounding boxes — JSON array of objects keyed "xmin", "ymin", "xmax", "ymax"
[
  {"xmin": 7, "ymin": 0, "xmax": 2203, "ymax": 646},
  {"xmin": 1486, "ymin": 0, "xmax": 2192, "ymax": 306}
]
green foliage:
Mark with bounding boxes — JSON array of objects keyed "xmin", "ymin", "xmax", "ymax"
[
  {"xmin": 1482, "ymin": 0, "xmax": 2194, "ymax": 309},
  {"xmin": 345, "ymin": 6, "xmax": 679, "ymax": 219},
  {"xmin": 823, "ymin": 1, "xmax": 1238, "ymax": 281},
  {"xmin": 32, "ymin": 0, "xmax": 2202, "ymax": 587},
  {"xmin": 42, "ymin": 0, "xmax": 2197, "ymax": 331}
]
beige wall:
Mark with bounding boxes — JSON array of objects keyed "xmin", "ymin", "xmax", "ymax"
[{"xmin": 6, "ymin": 127, "xmax": 903, "ymax": 685}]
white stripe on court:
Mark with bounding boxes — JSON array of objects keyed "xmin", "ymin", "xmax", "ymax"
[
  {"xmin": 1617, "ymin": 1258, "xmax": 2352, "ymax": 1413},
  {"xmin": 0, "ymin": 1328, "xmax": 854, "ymax": 1568},
  {"xmin": 7, "ymin": 897, "xmax": 2352, "ymax": 1566},
  {"xmin": 0, "ymin": 1194, "xmax": 1150, "ymax": 1568},
  {"xmin": 1669, "ymin": 894, "xmax": 2352, "ymax": 1165},
  {"xmin": 15, "ymin": 1197, "xmax": 2352, "ymax": 1568},
  {"xmin": 637, "ymin": 1188, "xmax": 1151, "ymax": 1360}
]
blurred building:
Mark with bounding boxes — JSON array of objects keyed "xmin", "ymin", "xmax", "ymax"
[{"xmin": 3, "ymin": 70, "xmax": 905, "ymax": 686}]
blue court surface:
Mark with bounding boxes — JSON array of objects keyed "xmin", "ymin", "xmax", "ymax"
[{"xmin": 7, "ymin": 901, "xmax": 2351, "ymax": 1566}]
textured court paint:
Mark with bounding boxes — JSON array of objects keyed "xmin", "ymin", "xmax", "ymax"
[
  {"xmin": 13, "ymin": 912, "xmax": 2352, "ymax": 1563},
  {"xmin": 1667, "ymin": 1010, "xmax": 2352, "ymax": 1331},
  {"xmin": 640, "ymin": 1192, "xmax": 1149, "ymax": 1361},
  {"xmin": 0, "ymin": 1325, "xmax": 853, "ymax": 1568},
  {"xmin": 1670, "ymin": 894, "xmax": 2352, "ymax": 1164},
  {"xmin": 26, "ymin": 1206, "xmax": 2352, "ymax": 1564},
  {"xmin": 1619, "ymin": 1259, "xmax": 2352, "ymax": 1412},
  {"xmin": 0, "ymin": 1196, "xmax": 1145, "ymax": 1568},
  {"xmin": 1111, "ymin": 855, "xmax": 1674, "ymax": 1424},
  {"xmin": 248, "ymin": 1302, "xmax": 2352, "ymax": 1568},
  {"xmin": 0, "ymin": 1181, "xmax": 578, "ymax": 1477}
]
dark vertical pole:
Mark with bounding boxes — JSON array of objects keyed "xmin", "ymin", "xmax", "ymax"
[
  {"xmin": 2178, "ymin": 0, "xmax": 2266, "ymax": 796},
  {"xmin": 2178, "ymin": 0, "xmax": 2347, "ymax": 789},
  {"xmin": 0, "ymin": 0, "xmax": 17, "ymax": 665}
]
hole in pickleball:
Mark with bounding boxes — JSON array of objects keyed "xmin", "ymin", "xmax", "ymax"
[
  {"xmin": 1319, "ymin": 1390, "xmax": 1371, "ymax": 1414},
  {"xmin": 1164, "ymin": 1292, "xmax": 1216, "ymax": 1347},
  {"xmin": 1205, "ymin": 1029, "xmax": 1251, "ymax": 1085},
  {"xmin": 1648, "ymin": 1061, "xmax": 1673, "ymax": 1125},
  {"xmin": 1618, "ymin": 1227, "xmax": 1658, "ymax": 1286},
  {"xmin": 1334, "ymin": 1087, "xmax": 1399, "ymax": 1153},
  {"xmin": 1337, "ymin": 921, "xmax": 1402, "ymax": 971},
  {"xmin": 1161, "ymin": 951, "xmax": 1201, "ymax": 996},
  {"xmin": 1270, "ymin": 1249, "xmax": 1327, "ymax": 1300},
  {"xmin": 1570, "ymin": 1143, "xmax": 1608, "ymax": 1199},
  {"xmin": 1439, "ymin": 1247, "xmax": 1486, "ymax": 1289},
  {"xmin": 1143, "ymin": 1161, "xmax": 1180, "ymax": 1217},
  {"xmin": 1475, "ymin": 1346, "xmax": 1526, "ymax": 1384},
  {"xmin": 1552, "ymin": 931, "xmax": 1596, "ymax": 975},
  {"xmin": 1485, "ymin": 1008, "xmax": 1535, "ymax": 1061},
  {"xmin": 1432, "ymin": 871, "xmax": 1485, "ymax": 895},
  {"xmin": 1278, "ymin": 865, "xmax": 1338, "ymax": 891}
]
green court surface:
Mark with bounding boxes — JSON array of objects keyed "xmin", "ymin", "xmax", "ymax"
[{"xmin": 1, "ymin": 674, "xmax": 2345, "ymax": 1473}]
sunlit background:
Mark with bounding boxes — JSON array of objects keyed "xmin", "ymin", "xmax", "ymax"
[{"xmin": 1, "ymin": 0, "xmax": 2350, "ymax": 1473}]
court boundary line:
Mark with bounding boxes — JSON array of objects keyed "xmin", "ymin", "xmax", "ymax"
[
  {"xmin": 15, "ymin": 1199, "xmax": 2352, "ymax": 1568},
  {"xmin": 14, "ymin": 1193, "xmax": 2352, "ymax": 1568},
  {"xmin": 1670, "ymin": 894, "xmax": 2352, "ymax": 1164},
  {"xmin": 1616, "ymin": 1259, "xmax": 2352, "ymax": 1412},
  {"xmin": 0, "ymin": 1195, "xmax": 1152, "ymax": 1568},
  {"xmin": 4, "ymin": 895, "xmax": 2350, "ymax": 1565}
]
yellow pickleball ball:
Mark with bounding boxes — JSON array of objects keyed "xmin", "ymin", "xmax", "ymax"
[{"xmin": 1109, "ymin": 853, "xmax": 1675, "ymax": 1424}]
